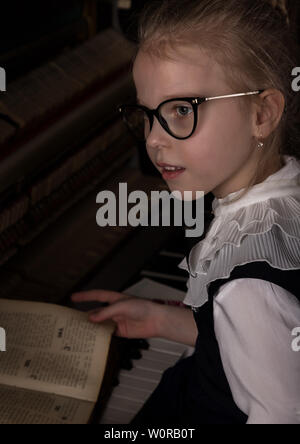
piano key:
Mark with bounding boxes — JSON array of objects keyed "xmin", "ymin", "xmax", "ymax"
[
  {"xmin": 126, "ymin": 347, "xmax": 142, "ymax": 361},
  {"xmin": 133, "ymin": 357, "xmax": 171, "ymax": 374},
  {"xmin": 108, "ymin": 395, "xmax": 144, "ymax": 413},
  {"xmin": 125, "ymin": 338, "xmax": 149, "ymax": 350},
  {"xmin": 103, "ymin": 402, "xmax": 148, "ymax": 425},
  {"xmin": 100, "ymin": 376, "xmax": 158, "ymax": 424},
  {"xmin": 118, "ymin": 373, "xmax": 159, "ymax": 392},
  {"xmin": 112, "ymin": 385, "xmax": 152, "ymax": 403},
  {"xmin": 100, "ymin": 407, "xmax": 134, "ymax": 424},
  {"xmin": 138, "ymin": 236, "xmax": 189, "ymax": 293},
  {"xmin": 99, "ymin": 336, "xmax": 190, "ymax": 424},
  {"xmin": 140, "ymin": 348, "xmax": 180, "ymax": 366},
  {"xmin": 120, "ymin": 357, "xmax": 133, "ymax": 371},
  {"xmin": 117, "ymin": 348, "xmax": 181, "ymax": 392},
  {"xmin": 119, "ymin": 367, "xmax": 162, "ymax": 384},
  {"xmin": 147, "ymin": 338, "xmax": 188, "ymax": 356},
  {"xmin": 98, "ymin": 229, "xmax": 193, "ymax": 424}
]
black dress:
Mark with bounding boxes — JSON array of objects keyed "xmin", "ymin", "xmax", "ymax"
[{"xmin": 131, "ymin": 261, "xmax": 300, "ymax": 425}]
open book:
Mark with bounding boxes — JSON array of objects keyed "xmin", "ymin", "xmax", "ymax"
[{"xmin": 0, "ymin": 299, "xmax": 114, "ymax": 424}]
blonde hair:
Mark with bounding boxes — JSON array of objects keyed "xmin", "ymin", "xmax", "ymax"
[{"xmin": 134, "ymin": 0, "xmax": 300, "ymax": 203}]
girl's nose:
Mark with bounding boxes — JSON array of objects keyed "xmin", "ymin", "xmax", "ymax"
[{"xmin": 146, "ymin": 117, "xmax": 170, "ymax": 149}]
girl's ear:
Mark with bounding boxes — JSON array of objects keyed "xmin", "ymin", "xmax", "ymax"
[{"xmin": 252, "ymin": 88, "xmax": 285, "ymax": 139}]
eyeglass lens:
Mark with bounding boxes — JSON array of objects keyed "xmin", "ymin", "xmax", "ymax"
[{"xmin": 123, "ymin": 100, "xmax": 195, "ymax": 140}]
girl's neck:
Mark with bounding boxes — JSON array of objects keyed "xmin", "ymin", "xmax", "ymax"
[
  {"xmin": 212, "ymin": 154, "xmax": 285, "ymax": 199},
  {"xmin": 254, "ymin": 155, "xmax": 285, "ymax": 186}
]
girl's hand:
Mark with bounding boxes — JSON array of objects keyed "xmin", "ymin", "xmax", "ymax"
[{"xmin": 71, "ymin": 290, "xmax": 163, "ymax": 339}]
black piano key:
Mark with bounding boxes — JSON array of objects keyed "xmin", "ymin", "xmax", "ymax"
[
  {"xmin": 112, "ymin": 376, "xmax": 120, "ymax": 387},
  {"xmin": 130, "ymin": 339, "xmax": 149, "ymax": 350},
  {"xmin": 120, "ymin": 357, "xmax": 133, "ymax": 371},
  {"xmin": 128, "ymin": 347, "xmax": 142, "ymax": 360}
]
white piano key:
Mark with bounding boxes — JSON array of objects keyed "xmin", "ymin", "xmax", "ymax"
[
  {"xmin": 117, "ymin": 378, "xmax": 153, "ymax": 395},
  {"xmin": 112, "ymin": 384, "xmax": 152, "ymax": 403},
  {"xmin": 109, "ymin": 395, "xmax": 144, "ymax": 413},
  {"xmin": 133, "ymin": 356, "xmax": 171, "ymax": 373},
  {"xmin": 148, "ymin": 337, "xmax": 188, "ymax": 356},
  {"xmin": 100, "ymin": 406, "xmax": 134, "ymax": 424},
  {"xmin": 119, "ymin": 367, "xmax": 162, "ymax": 383},
  {"xmin": 118, "ymin": 372, "xmax": 159, "ymax": 392},
  {"xmin": 99, "ymin": 335, "xmax": 190, "ymax": 423},
  {"xmin": 99, "ymin": 240, "xmax": 192, "ymax": 424},
  {"xmin": 141, "ymin": 348, "xmax": 180, "ymax": 366}
]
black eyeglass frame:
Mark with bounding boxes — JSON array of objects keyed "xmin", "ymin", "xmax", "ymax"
[{"xmin": 118, "ymin": 90, "xmax": 265, "ymax": 141}]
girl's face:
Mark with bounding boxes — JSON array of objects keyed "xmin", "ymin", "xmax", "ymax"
[{"xmin": 133, "ymin": 46, "xmax": 262, "ymax": 199}]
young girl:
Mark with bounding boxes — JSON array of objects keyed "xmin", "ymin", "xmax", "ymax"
[{"xmin": 72, "ymin": 0, "xmax": 300, "ymax": 424}]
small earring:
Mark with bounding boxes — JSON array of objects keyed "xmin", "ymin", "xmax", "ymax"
[
  {"xmin": 257, "ymin": 133, "xmax": 264, "ymax": 149},
  {"xmin": 257, "ymin": 140, "xmax": 264, "ymax": 149}
]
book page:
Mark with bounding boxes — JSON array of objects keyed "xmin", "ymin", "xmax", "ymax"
[
  {"xmin": 0, "ymin": 299, "xmax": 114, "ymax": 402},
  {"xmin": 0, "ymin": 383, "xmax": 93, "ymax": 424}
]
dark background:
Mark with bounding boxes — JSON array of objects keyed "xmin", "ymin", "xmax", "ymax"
[
  {"xmin": 0, "ymin": 0, "xmax": 150, "ymax": 82},
  {"xmin": 1, "ymin": 0, "xmax": 299, "ymax": 82}
]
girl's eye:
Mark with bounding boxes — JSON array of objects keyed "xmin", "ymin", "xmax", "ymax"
[{"xmin": 176, "ymin": 106, "xmax": 193, "ymax": 117}]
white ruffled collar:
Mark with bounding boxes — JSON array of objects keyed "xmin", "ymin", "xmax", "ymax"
[
  {"xmin": 212, "ymin": 155, "xmax": 300, "ymax": 217},
  {"xmin": 178, "ymin": 155, "xmax": 300, "ymax": 307}
]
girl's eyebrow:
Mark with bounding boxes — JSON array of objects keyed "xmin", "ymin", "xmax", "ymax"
[{"xmin": 137, "ymin": 93, "xmax": 205, "ymax": 106}]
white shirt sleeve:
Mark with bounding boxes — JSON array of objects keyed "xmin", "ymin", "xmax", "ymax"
[{"xmin": 213, "ymin": 278, "xmax": 300, "ymax": 424}]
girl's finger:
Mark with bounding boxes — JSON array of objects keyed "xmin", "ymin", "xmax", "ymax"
[
  {"xmin": 88, "ymin": 302, "xmax": 128, "ymax": 323},
  {"xmin": 71, "ymin": 289, "xmax": 129, "ymax": 304}
]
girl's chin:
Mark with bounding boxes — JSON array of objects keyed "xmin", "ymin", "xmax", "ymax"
[{"xmin": 167, "ymin": 188, "xmax": 204, "ymax": 201}]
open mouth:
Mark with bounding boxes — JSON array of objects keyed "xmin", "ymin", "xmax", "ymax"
[
  {"xmin": 156, "ymin": 162, "xmax": 186, "ymax": 179},
  {"xmin": 161, "ymin": 166, "xmax": 186, "ymax": 179}
]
